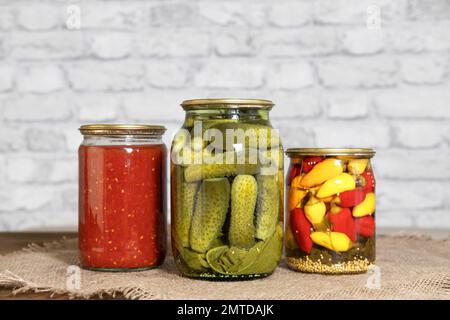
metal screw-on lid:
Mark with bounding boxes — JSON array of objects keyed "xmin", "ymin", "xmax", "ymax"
[
  {"xmin": 181, "ymin": 98, "xmax": 274, "ymax": 110},
  {"xmin": 285, "ymin": 148, "xmax": 376, "ymax": 158},
  {"xmin": 79, "ymin": 124, "xmax": 166, "ymax": 136}
]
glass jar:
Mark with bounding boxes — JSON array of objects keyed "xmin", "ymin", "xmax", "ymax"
[
  {"xmin": 171, "ymin": 99, "xmax": 284, "ymax": 280},
  {"xmin": 78, "ymin": 124, "xmax": 167, "ymax": 271},
  {"xmin": 285, "ymin": 148, "xmax": 376, "ymax": 274}
]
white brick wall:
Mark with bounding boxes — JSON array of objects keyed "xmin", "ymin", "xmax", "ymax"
[{"xmin": 0, "ymin": 0, "xmax": 449, "ymax": 231}]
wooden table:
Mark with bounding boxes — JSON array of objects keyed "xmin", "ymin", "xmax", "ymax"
[{"xmin": 0, "ymin": 229, "xmax": 448, "ymax": 300}]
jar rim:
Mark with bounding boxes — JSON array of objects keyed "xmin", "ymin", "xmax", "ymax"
[
  {"xmin": 181, "ymin": 98, "xmax": 274, "ymax": 110},
  {"xmin": 79, "ymin": 124, "xmax": 166, "ymax": 136},
  {"xmin": 285, "ymin": 148, "xmax": 376, "ymax": 158}
]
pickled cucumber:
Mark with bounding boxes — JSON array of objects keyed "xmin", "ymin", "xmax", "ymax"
[
  {"xmin": 175, "ymin": 182, "xmax": 199, "ymax": 248},
  {"xmin": 190, "ymin": 178, "xmax": 230, "ymax": 253},
  {"xmin": 229, "ymin": 175, "xmax": 257, "ymax": 248},
  {"xmin": 207, "ymin": 123, "xmax": 280, "ymax": 150},
  {"xmin": 255, "ymin": 174, "xmax": 280, "ymax": 240},
  {"xmin": 184, "ymin": 151, "xmax": 259, "ymax": 182}
]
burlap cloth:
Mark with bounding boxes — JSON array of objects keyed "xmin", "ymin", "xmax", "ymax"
[{"xmin": 0, "ymin": 234, "xmax": 449, "ymax": 300}]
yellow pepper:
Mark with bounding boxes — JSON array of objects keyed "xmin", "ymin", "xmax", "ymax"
[
  {"xmin": 329, "ymin": 201, "xmax": 343, "ymax": 214},
  {"xmin": 288, "ymin": 187, "xmax": 307, "ymax": 211},
  {"xmin": 348, "ymin": 159, "xmax": 369, "ymax": 175},
  {"xmin": 321, "ymin": 195, "xmax": 335, "ymax": 203},
  {"xmin": 316, "ymin": 173, "xmax": 356, "ymax": 198},
  {"xmin": 310, "ymin": 231, "xmax": 352, "ymax": 252},
  {"xmin": 304, "ymin": 196, "xmax": 326, "ymax": 225},
  {"xmin": 291, "ymin": 175, "xmax": 304, "ymax": 189},
  {"xmin": 300, "ymin": 158, "xmax": 343, "ymax": 188},
  {"xmin": 352, "ymin": 192, "xmax": 376, "ymax": 217}
]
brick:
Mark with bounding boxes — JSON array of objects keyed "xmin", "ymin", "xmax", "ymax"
[
  {"xmin": 62, "ymin": 126, "xmax": 83, "ymax": 152},
  {"xmin": 257, "ymin": 28, "xmax": 337, "ymax": 57},
  {"xmin": 274, "ymin": 121, "xmax": 315, "ymax": 148},
  {"xmin": 17, "ymin": 4, "xmax": 61, "ymax": 30},
  {"xmin": 80, "ymin": 3, "xmax": 142, "ymax": 30},
  {"xmin": 139, "ymin": 30, "xmax": 209, "ymax": 58},
  {"xmin": 408, "ymin": 0, "xmax": 450, "ymax": 20},
  {"xmin": 0, "ymin": 37, "xmax": 5, "ymax": 59},
  {"xmin": 0, "ymin": 185, "xmax": 55, "ymax": 212},
  {"xmin": 316, "ymin": 57, "xmax": 397, "ymax": 88},
  {"xmin": 267, "ymin": 61, "xmax": 315, "ymax": 90},
  {"xmin": 0, "ymin": 125, "xmax": 25, "ymax": 151},
  {"xmin": 0, "ymin": 64, "xmax": 14, "ymax": 91},
  {"xmin": 376, "ymin": 210, "xmax": 414, "ymax": 228},
  {"xmin": 10, "ymin": 32, "xmax": 85, "ymax": 60},
  {"xmin": 122, "ymin": 91, "xmax": 187, "ymax": 122},
  {"xmin": 378, "ymin": 181, "xmax": 447, "ymax": 210},
  {"xmin": 0, "ymin": 6, "xmax": 14, "ymax": 30},
  {"xmin": 17, "ymin": 65, "xmax": 65, "ymax": 93},
  {"xmin": 314, "ymin": 0, "xmax": 406, "ymax": 24},
  {"xmin": 146, "ymin": 61, "xmax": 189, "ymax": 89},
  {"xmin": 77, "ymin": 94, "xmax": 120, "ymax": 121},
  {"xmin": 414, "ymin": 210, "xmax": 450, "ymax": 229},
  {"xmin": 88, "ymin": 32, "xmax": 133, "ymax": 59},
  {"xmin": 6, "ymin": 156, "xmax": 77, "ymax": 183},
  {"xmin": 25, "ymin": 128, "xmax": 66, "ymax": 152},
  {"xmin": 199, "ymin": 2, "xmax": 266, "ymax": 27},
  {"xmin": 326, "ymin": 91, "xmax": 369, "ymax": 119},
  {"xmin": 194, "ymin": 59, "xmax": 264, "ymax": 89},
  {"xmin": 375, "ymin": 88, "xmax": 450, "ymax": 119},
  {"xmin": 268, "ymin": 2, "xmax": 313, "ymax": 27},
  {"xmin": 340, "ymin": 28, "xmax": 385, "ymax": 55},
  {"xmin": 270, "ymin": 91, "xmax": 322, "ymax": 120},
  {"xmin": 391, "ymin": 22, "xmax": 450, "ymax": 52},
  {"xmin": 214, "ymin": 32, "xmax": 256, "ymax": 57},
  {"xmin": 65, "ymin": 62, "xmax": 145, "ymax": 92},
  {"xmin": 149, "ymin": 2, "xmax": 199, "ymax": 27},
  {"xmin": 393, "ymin": 122, "xmax": 445, "ymax": 148},
  {"xmin": 4, "ymin": 94, "xmax": 73, "ymax": 122},
  {"xmin": 313, "ymin": 122, "xmax": 391, "ymax": 148},
  {"xmin": 375, "ymin": 149, "xmax": 450, "ymax": 179},
  {"xmin": 400, "ymin": 55, "xmax": 447, "ymax": 84}
]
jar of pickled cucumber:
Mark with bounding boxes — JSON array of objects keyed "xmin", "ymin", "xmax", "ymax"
[
  {"xmin": 285, "ymin": 148, "xmax": 376, "ymax": 274},
  {"xmin": 171, "ymin": 99, "xmax": 284, "ymax": 280}
]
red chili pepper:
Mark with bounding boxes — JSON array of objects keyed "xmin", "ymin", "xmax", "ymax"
[
  {"xmin": 288, "ymin": 164, "xmax": 300, "ymax": 185},
  {"xmin": 338, "ymin": 188, "xmax": 366, "ymax": 207},
  {"xmin": 327, "ymin": 207, "xmax": 356, "ymax": 242},
  {"xmin": 355, "ymin": 216, "xmax": 375, "ymax": 238},
  {"xmin": 361, "ymin": 170, "xmax": 375, "ymax": 193},
  {"xmin": 290, "ymin": 208, "xmax": 313, "ymax": 254},
  {"xmin": 301, "ymin": 156, "xmax": 323, "ymax": 173}
]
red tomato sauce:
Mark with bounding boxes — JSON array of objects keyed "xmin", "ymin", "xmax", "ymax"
[{"xmin": 79, "ymin": 144, "xmax": 166, "ymax": 270}]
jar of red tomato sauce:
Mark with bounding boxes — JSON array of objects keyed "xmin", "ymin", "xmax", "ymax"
[{"xmin": 78, "ymin": 124, "xmax": 167, "ymax": 271}]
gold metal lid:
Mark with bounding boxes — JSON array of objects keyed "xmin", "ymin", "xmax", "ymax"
[
  {"xmin": 285, "ymin": 148, "xmax": 376, "ymax": 158},
  {"xmin": 181, "ymin": 98, "xmax": 274, "ymax": 110},
  {"xmin": 79, "ymin": 124, "xmax": 166, "ymax": 136}
]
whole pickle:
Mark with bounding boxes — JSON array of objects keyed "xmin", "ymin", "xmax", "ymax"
[
  {"xmin": 229, "ymin": 175, "xmax": 257, "ymax": 248},
  {"xmin": 190, "ymin": 178, "xmax": 230, "ymax": 253},
  {"xmin": 184, "ymin": 150, "xmax": 259, "ymax": 182},
  {"xmin": 175, "ymin": 181, "xmax": 199, "ymax": 248},
  {"xmin": 207, "ymin": 123, "xmax": 280, "ymax": 150},
  {"xmin": 255, "ymin": 174, "xmax": 280, "ymax": 240}
]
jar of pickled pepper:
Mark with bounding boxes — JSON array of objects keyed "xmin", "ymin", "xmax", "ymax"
[
  {"xmin": 79, "ymin": 124, "xmax": 167, "ymax": 271},
  {"xmin": 285, "ymin": 148, "xmax": 376, "ymax": 274},
  {"xmin": 171, "ymin": 99, "xmax": 284, "ymax": 280}
]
